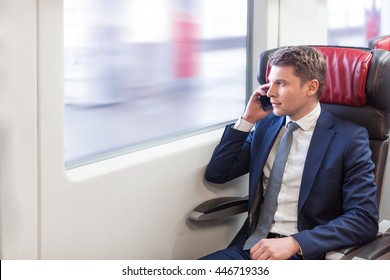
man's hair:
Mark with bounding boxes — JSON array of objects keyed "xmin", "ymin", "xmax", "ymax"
[{"xmin": 268, "ymin": 46, "xmax": 327, "ymax": 98}]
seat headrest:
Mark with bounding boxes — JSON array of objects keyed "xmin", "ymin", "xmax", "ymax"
[
  {"xmin": 257, "ymin": 46, "xmax": 390, "ymax": 112},
  {"xmin": 316, "ymin": 46, "xmax": 370, "ymax": 107}
]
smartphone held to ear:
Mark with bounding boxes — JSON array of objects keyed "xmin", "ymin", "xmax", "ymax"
[
  {"xmin": 257, "ymin": 88, "xmax": 272, "ymax": 111},
  {"xmin": 258, "ymin": 96, "xmax": 272, "ymax": 111}
]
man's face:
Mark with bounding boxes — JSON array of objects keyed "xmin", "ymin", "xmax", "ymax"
[{"xmin": 267, "ymin": 65, "xmax": 317, "ymax": 121}]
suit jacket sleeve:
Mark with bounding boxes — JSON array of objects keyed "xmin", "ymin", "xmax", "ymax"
[{"xmin": 205, "ymin": 124, "xmax": 253, "ymax": 184}]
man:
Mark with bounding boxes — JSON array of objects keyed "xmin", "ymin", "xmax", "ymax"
[{"xmin": 201, "ymin": 46, "xmax": 379, "ymax": 260}]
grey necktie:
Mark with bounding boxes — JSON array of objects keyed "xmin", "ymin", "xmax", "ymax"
[{"xmin": 244, "ymin": 122, "xmax": 300, "ymax": 250}]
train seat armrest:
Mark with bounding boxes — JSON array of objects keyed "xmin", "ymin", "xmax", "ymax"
[
  {"xmin": 326, "ymin": 219, "xmax": 390, "ymax": 260},
  {"xmin": 325, "ymin": 243, "xmax": 370, "ymax": 260},
  {"xmin": 352, "ymin": 234, "xmax": 390, "ymax": 260},
  {"xmin": 189, "ymin": 196, "xmax": 248, "ymax": 221}
]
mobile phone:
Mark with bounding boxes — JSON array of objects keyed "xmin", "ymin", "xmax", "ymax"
[{"xmin": 257, "ymin": 89, "xmax": 272, "ymax": 111}]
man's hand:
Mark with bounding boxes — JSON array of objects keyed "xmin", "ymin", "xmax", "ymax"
[
  {"xmin": 242, "ymin": 84, "xmax": 273, "ymax": 124},
  {"xmin": 249, "ymin": 236, "xmax": 301, "ymax": 260}
]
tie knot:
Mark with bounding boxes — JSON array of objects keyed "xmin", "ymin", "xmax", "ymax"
[{"xmin": 286, "ymin": 122, "xmax": 300, "ymax": 133}]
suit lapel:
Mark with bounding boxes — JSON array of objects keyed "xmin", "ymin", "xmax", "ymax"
[
  {"xmin": 249, "ymin": 116, "xmax": 285, "ymax": 208},
  {"xmin": 298, "ymin": 110, "xmax": 336, "ymax": 213}
]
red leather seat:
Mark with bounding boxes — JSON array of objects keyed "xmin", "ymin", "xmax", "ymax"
[{"xmin": 369, "ymin": 35, "xmax": 390, "ymax": 51}]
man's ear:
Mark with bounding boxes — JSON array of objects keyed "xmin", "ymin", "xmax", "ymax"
[{"xmin": 306, "ymin": 79, "xmax": 319, "ymax": 97}]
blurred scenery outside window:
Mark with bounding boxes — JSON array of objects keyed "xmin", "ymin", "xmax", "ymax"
[
  {"xmin": 64, "ymin": 0, "xmax": 248, "ymax": 169},
  {"xmin": 327, "ymin": 0, "xmax": 390, "ymax": 47}
]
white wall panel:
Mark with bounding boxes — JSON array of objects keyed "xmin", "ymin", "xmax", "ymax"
[{"xmin": 0, "ymin": 0, "xmax": 39, "ymax": 259}]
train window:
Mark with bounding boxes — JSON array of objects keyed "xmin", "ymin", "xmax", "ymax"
[
  {"xmin": 64, "ymin": 0, "xmax": 249, "ymax": 169},
  {"xmin": 327, "ymin": 0, "xmax": 390, "ymax": 47}
]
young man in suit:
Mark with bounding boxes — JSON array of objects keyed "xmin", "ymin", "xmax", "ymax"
[{"xmin": 201, "ymin": 46, "xmax": 379, "ymax": 260}]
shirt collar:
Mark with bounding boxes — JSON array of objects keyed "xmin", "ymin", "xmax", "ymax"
[{"xmin": 286, "ymin": 103, "xmax": 321, "ymax": 131}]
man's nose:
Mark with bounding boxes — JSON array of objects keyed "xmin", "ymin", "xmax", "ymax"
[{"xmin": 267, "ymin": 84, "xmax": 275, "ymax": 97}]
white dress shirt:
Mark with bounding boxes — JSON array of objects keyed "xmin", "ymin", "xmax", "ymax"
[{"xmin": 234, "ymin": 103, "xmax": 321, "ymax": 236}]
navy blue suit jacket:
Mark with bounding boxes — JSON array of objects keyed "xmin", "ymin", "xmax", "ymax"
[{"xmin": 205, "ymin": 109, "xmax": 379, "ymax": 259}]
